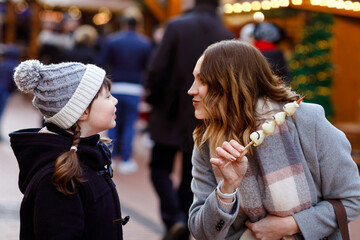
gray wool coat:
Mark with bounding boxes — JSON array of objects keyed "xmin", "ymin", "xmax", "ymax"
[{"xmin": 188, "ymin": 102, "xmax": 360, "ymax": 240}]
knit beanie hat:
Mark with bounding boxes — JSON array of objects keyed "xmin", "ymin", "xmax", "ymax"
[
  {"xmin": 253, "ymin": 22, "xmax": 282, "ymax": 43},
  {"xmin": 14, "ymin": 60, "xmax": 105, "ymax": 129}
]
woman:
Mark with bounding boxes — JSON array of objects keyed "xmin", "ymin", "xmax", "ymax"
[
  {"xmin": 10, "ymin": 60, "xmax": 126, "ymax": 239},
  {"xmin": 187, "ymin": 40, "xmax": 360, "ymax": 240}
]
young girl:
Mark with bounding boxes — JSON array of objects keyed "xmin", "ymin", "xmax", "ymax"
[
  {"xmin": 187, "ymin": 40, "xmax": 360, "ymax": 239},
  {"xmin": 10, "ymin": 60, "xmax": 127, "ymax": 239}
]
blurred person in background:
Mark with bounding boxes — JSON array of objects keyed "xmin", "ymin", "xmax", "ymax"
[
  {"xmin": 0, "ymin": 44, "xmax": 20, "ymax": 140},
  {"xmin": 239, "ymin": 23, "xmax": 255, "ymax": 44},
  {"xmin": 145, "ymin": 0, "xmax": 234, "ymax": 239},
  {"xmin": 38, "ymin": 16, "xmax": 77, "ymax": 64},
  {"xmin": 62, "ymin": 24, "xmax": 99, "ymax": 64},
  {"xmin": 253, "ymin": 22, "xmax": 290, "ymax": 85},
  {"xmin": 98, "ymin": 16, "xmax": 152, "ymax": 174}
]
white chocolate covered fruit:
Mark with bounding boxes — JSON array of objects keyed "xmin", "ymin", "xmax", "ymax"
[
  {"xmin": 283, "ymin": 101, "xmax": 299, "ymax": 116},
  {"xmin": 273, "ymin": 111, "xmax": 286, "ymax": 125},
  {"xmin": 250, "ymin": 130, "xmax": 265, "ymax": 146},
  {"xmin": 262, "ymin": 120, "xmax": 276, "ymax": 135}
]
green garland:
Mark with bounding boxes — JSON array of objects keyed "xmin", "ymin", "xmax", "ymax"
[{"xmin": 289, "ymin": 12, "xmax": 334, "ymax": 119}]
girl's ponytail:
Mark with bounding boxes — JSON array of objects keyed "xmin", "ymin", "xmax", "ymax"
[{"xmin": 52, "ymin": 123, "xmax": 83, "ymax": 195}]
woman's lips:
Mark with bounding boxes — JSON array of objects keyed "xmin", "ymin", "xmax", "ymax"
[{"xmin": 192, "ymin": 100, "xmax": 199, "ymax": 106}]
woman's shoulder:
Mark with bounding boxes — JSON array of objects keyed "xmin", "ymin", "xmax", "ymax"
[
  {"xmin": 295, "ymin": 102, "xmax": 325, "ymax": 124},
  {"xmin": 194, "ymin": 142, "xmax": 210, "ymax": 157},
  {"xmin": 297, "ymin": 102, "xmax": 324, "ymax": 115}
]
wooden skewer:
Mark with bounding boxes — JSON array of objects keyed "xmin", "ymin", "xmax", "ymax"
[
  {"xmin": 243, "ymin": 141, "xmax": 254, "ymax": 150},
  {"xmin": 297, "ymin": 96, "xmax": 305, "ymax": 104},
  {"xmin": 223, "ymin": 141, "xmax": 254, "ymax": 167}
]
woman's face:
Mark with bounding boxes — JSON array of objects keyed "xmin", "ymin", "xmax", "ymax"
[{"xmin": 188, "ymin": 56, "xmax": 209, "ymax": 120}]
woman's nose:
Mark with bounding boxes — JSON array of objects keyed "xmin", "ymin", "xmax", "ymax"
[{"xmin": 188, "ymin": 83, "xmax": 197, "ymax": 96}]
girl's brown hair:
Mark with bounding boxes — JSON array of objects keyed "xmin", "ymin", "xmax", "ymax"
[
  {"xmin": 52, "ymin": 77, "xmax": 112, "ymax": 195},
  {"xmin": 193, "ymin": 40, "xmax": 299, "ymax": 156}
]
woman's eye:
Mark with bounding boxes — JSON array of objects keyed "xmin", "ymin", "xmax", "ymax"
[{"xmin": 199, "ymin": 77, "xmax": 206, "ymax": 84}]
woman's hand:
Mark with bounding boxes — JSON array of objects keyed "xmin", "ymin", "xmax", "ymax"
[
  {"xmin": 210, "ymin": 140, "xmax": 248, "ymax": 194},
  {"xmin": 245, "ymin": 215, "xmax": 300, "ymax": 240}
]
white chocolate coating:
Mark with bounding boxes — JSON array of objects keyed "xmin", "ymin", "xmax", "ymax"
[
  {"xmin": 283, "ymin": 101, "xmax": 299, "ymax": 116},
  {"xmin": 273, "ymin": 111, "xmax": 286, "ymax": 125},
  {"xmin": 248, "ymin": 99, "xmax": 302, "ymax": 148},
  {"xmin": 250, "ymin": 130, "xmax": 265, "ymax": 146},
  {"xmin": 262, "ymin": 120, "xmax": 276, "ymax": 135}
]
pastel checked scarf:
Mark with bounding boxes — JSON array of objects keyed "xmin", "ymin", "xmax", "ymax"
[{"xmin": 213, "ymin": 99, "xmax": 312, "ymax": 240}]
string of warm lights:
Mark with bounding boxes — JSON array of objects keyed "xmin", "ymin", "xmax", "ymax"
[
  {"xmin": 38, "ymin": 6, "xmax": 112, "ymax": 25},
  {"xmin": 311, "ymin": 0, "xmax": 360, "ymax": 10},
  {"xmin": 223, "ymin": 0, "xmax": 360, "ymax": 13},
  {"xmin": 223, "ymin": 0, "xmax": 289, "ymax": 14}
]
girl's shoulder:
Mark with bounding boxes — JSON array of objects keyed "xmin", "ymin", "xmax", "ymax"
[{"xmin": 38, "ymin": 127, "xmax": 57, "ymax": 134}]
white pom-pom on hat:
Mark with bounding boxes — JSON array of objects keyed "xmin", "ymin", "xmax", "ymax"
[{"xmin": 14, "ymin": 59, "xmax": 43, "ymax": 93}]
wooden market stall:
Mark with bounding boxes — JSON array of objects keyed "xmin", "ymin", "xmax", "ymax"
[{"xmin": 218, "ymin": 1, "xmax": 360, "ymax": 164}]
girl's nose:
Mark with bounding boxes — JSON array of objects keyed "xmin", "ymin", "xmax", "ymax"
[{"xmin": 113, "ymin": 96, "xmax": 118, "ymax": 105}]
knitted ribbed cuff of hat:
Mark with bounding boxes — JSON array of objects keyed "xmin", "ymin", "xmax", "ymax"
[{"xmin": 45, "ymin": 64, "xmax": 105, "ymax": 129}]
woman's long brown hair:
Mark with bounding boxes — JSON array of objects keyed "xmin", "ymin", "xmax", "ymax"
[
  {"xmin": 193, "ymin": 40, "xmax": 299, "ymax": 157},
  {"xmin": 52, "ymin": 77, "xmax": 112, "ymax": 195}
]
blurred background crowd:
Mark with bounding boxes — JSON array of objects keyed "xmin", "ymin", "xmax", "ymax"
[{"xmin": 0, "ymin": 0, "xmax": 360, "ymax": 239}]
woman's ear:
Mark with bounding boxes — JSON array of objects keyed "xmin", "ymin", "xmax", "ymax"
[{"xmin": 78, "ymin": 109, "xmax": 89, "ymax": 121}]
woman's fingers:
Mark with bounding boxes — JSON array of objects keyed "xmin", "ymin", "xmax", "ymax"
[
  {"xmin": 216, "ymin": 140, "xmax": 242, "ymax": 159},
  {"xmin": 229, "ymin": 139, "xmax": 245, "ymax": 152},
  {"xmin": 210, "ymin": 157, "xmax": 225, "ymax": 167},
  {"xmin": 217, "ymin": 140, "xmax": 248, "ymax": 168}
]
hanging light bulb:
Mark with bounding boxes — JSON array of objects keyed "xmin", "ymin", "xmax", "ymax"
[
  {"xmin": 326, "ymin": 0, "xmax": 336, "ymax": 8},
  {"xmin": 354, "ymin": 2, "xmax": 360, "ymax": 11},
  {"xmin": 253, "ymin": 11, "xmax": 265, "ymax": 22},
  {"xmin": 233, "ymin": 3, "xmax": 243, "ymax": 13},
  {"xmin": 335, "ymin": 0, "xmax": 345, "ymax": 9},
  {"xmin": 242, "ymin": 2, "xmax": 252, "ymax": 12},
  {"xmin": 320, "ymin": 0, "xmax": 327, "ymax": 6},
  {"xmin": 344, "ymin": 0, "xmax": 353, "ymax": 9},
  {"xmin": 251, "ymin": 1, "xmax": 262, "ymax": 10},
  {"xmin": 291, "ymin": 0, "xmax": 303, "ymax": 5},
  {"xmin": 279, "ymin": 0, "xmax": 290, "ymax": 7},
  {"xmin": 310, "ymin": 0, "xmax": 320, "ymax": 5},
  {"xmin": 271, "ymin": 0, "xmax": 280, "ymax": 8},
  {"xmin": 261, "ymin": 0, "xmax": 272, "ymax": 9},
  {"xmin": 224, "ymin": 3, "xmax": 233, "ymax": 14}
]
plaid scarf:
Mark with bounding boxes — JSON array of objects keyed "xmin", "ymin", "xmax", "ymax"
[{"xmin": 213, "ymin": 99, "xmax": 312, "ymax": 239}]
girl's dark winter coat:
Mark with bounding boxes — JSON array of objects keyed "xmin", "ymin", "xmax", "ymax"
[{"xmin": 9, "ymin": 123, "xmax": 123, "ymax": 240}]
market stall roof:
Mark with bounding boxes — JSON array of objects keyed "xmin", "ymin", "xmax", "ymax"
[{"xmin": 37, "ymin": 0, "xmax": 136, "ymax": 12}]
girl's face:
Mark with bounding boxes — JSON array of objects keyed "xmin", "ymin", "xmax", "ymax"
[
  {"xmin": 80, "ymin": 87, "xmax": 118, "ymax": 136},
  {"xmin": 188, "ymin": 56, "xmax": 209, "ymax": 120}
]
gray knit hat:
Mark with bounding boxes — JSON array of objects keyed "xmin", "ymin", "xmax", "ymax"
[
  {"xmin": 253, "ymin": 22, "xmax": 282, "ymax": 43},
  {"xmin": 14, "ymin": 60, "xmax": 105, "ymax": 129}
]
